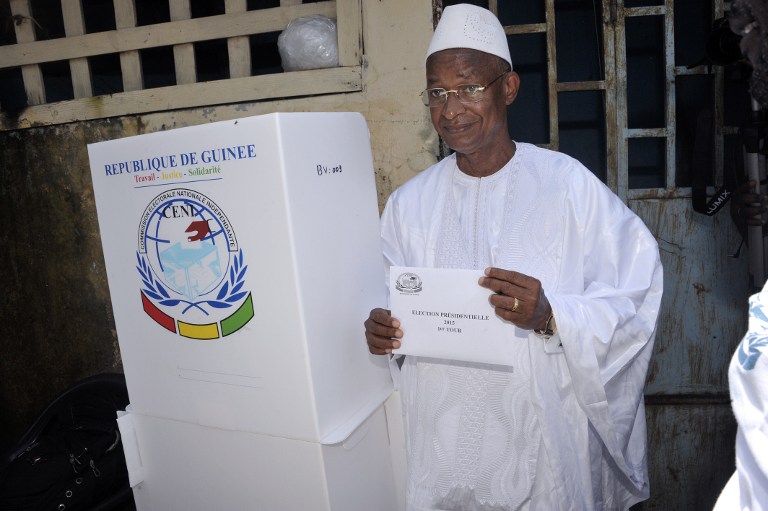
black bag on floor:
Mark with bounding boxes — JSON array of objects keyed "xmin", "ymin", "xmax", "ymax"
[{"xmin": 0, "ymin": 373, "xmax": 133, "ymax": 511}]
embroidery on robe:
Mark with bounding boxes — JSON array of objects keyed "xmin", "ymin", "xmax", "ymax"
[{"xmin": 738, "ymin": 298, "xmax": 768, "ymax": 370}]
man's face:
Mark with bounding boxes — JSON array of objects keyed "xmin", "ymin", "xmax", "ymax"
[{"xmin": 425, "ymin": 49, "xmax": 518, "ymax": 157}]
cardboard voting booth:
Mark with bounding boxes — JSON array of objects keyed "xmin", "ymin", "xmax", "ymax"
[{"xmin": 88, "ymin": 112, "xmax": 402, "ymax": 510}]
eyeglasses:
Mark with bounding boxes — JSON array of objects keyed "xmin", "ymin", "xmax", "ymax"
[{"xmin": 421, "ymin": 72, "xmax": 507, "ymax": 108}]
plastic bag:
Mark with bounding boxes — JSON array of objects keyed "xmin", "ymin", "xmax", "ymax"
[{"xmin": 278, "ymin": 15, "xmax": 339, "ymax": 71}]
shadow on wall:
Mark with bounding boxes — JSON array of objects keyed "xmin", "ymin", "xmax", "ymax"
[{"xmin": 0, "ymin": 119, "xmax": 134, "ymax": 453}]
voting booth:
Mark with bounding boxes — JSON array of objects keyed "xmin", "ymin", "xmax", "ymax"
[{"xmin": 88, "ymin": 112, "xmax": 402, "ymax": 510}]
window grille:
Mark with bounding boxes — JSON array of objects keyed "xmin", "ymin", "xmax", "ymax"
[
  {"xmin": 448, "ymin": 0, "xmax": 734, "ymax": 199},
  {"xmin": 0, "ymin": 0, "xmax": 362, "ymax": 130}
]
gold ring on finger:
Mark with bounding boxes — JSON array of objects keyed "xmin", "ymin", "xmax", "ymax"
[{"xmin": 511, "ymin": 296, "xmax": 519, "ymax": 312}]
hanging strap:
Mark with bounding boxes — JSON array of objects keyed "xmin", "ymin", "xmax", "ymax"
[{"xmin": 692, "ymin": 109, "xmax": 733, "ymax": 216}]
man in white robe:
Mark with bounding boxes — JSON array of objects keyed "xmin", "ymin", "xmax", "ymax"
[
  {"xmin": 713, "ymin": 281, "xmax": 768, "ymax": 511},
  {"xmin": 365, "ymin": 4, "xmax": 663, "ymax": 510}
]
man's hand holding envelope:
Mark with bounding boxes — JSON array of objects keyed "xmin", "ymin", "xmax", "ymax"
[{"xmin": 365, "ymin": 266, "xmax": 554, "ymax": 366}]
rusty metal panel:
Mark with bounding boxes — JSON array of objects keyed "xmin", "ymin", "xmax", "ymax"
[
  {"xmin": 631, "ymin": 198, "xmax": 750, "ymax": 395},
  {"xmin": 639, "ymin": 402, "xmax": 737, "ymax": 510}
]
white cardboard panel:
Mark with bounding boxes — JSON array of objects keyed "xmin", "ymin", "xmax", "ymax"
[
  {"xmin": 88, "ymin": 112, "xmax": 392, "ymax": 443},
  {"xmin": 125, "ymin": 406, "xmax": 399, "ymax": 511}
]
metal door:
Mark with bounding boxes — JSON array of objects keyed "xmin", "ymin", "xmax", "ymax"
[{"xmin": 444, "ymin": 1, "xmax": 749, "ymax": 508}]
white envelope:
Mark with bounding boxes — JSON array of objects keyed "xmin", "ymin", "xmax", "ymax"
[{"xmin": 389, "ymin": 266, "xmax": 528, "ymax": 366}]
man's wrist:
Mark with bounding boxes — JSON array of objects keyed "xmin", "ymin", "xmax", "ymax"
[{"xmin": 533, "ymin": 311, "xmax": 556, "ymax": 339}]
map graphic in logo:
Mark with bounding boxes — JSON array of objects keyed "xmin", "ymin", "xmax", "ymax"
[
  {"xmin": 395, "ymin": 272, "xmax": 422, "ymax": 293},
  {"xmin": 137, "ymin": 188, "xmax": 253, "ymax": 339}
]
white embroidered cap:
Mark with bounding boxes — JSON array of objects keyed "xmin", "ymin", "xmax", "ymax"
[{"xmin": 426, "ymin": 4, "xmax": 512, "ymax": 69}]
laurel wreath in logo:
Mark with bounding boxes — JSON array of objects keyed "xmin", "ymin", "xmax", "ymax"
[{"xmin": 136, "ymin": 250, "xmax": 248, "ymax": 316}]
